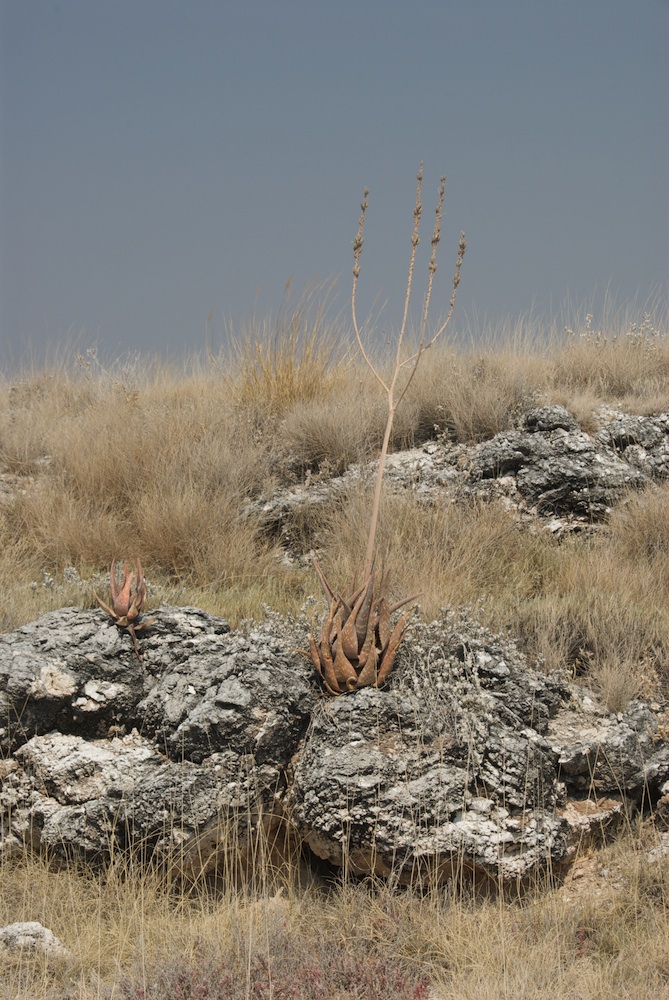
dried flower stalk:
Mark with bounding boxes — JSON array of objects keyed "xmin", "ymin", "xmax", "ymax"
[{"xmin": 311, "ymin": 166, "xmax": 466, "ymax": 694}]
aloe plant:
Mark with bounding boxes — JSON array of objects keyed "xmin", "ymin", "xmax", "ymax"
[{"xmin": 310, "ymin": 165, "xmax": 466, "ymax": 694}]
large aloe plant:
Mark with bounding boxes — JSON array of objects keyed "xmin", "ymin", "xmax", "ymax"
[{"xmin": 310, "ymin": 165, "xmax": 466, "ymax": 694}]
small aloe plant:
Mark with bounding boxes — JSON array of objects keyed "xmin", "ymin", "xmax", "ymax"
[
  {"xmin": 310, "ymin": 164, "xmax": 466, "ymax": 694},
  {"xmin": 95, "ymin": 558, "xmax": 155, "ymax": 659}
]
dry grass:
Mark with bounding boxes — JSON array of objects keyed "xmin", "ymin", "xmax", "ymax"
[
  {"xmin": 551, "ymin": 310, "xmax": 669, "ymax": 407},
  {"xmin": 217, "ymin": 280, "xmax": 352, "ymax": 425},
  {"xmin": 0, "ymin": 823, "xmax": 667, "ymax": 999},
  {"xmin": 313, "ymin": 481, "xmax": 669, "ymax": 709},
  {"xmin": 405, "ymin": 340, "xmax": 546, "ymax": 443},
  {"xmin": 280, "ymin": 378, "xmax": 388, "ymax": 476},
  {"xmin": 1, "ymin": 303, "xmax": 669, "ymax": 997},
  {"xmin": 0, "ymin": 361, "xmax": 300, "ymax": 627}
]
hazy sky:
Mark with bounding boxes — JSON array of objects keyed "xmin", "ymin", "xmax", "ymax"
[{"xmin": 1, "ymin": 0, "xmax": 667, "ymax": 366}]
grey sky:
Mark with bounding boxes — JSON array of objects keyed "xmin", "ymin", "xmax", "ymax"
[{"xmin": 1, "ymin": 0, "xmax": 667, "ymax": 367}]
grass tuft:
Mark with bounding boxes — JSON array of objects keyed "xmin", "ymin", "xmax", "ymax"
[{"xmin": 218, "ymin": 281, "xmax": 351, "ymax": 423}]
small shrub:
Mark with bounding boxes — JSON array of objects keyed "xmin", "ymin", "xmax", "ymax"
[{"xmin": 115, "ymin": 947, "xmax": 431, "ymax": 1000}]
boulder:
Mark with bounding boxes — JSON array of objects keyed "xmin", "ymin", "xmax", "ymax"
[
  {"xmin": 0, "ymin": 605, "xmax": 315, "ymax": 764},
  {"xmin": 0, "ymin": 605, "xmax": 315, "ymax": 871},
  {"xmin": 596, "ymin": 409, "xmax": 669, "ymax": 479},
  {"xmin": 288, "ymin": 612, "xmax": 668, "ymax": 883},
  {"xmin": 469, "ymin": 412, "xmax": 646, "ymax": 518},
  {"xmin": 548, "ymin": 692, "xmax": 669, "ymax": 797}
]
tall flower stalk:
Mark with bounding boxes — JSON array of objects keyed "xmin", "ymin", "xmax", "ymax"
[
  {"xmin": 353, "ymin": 165, "xmax": 466, "ymax": 579},
  {"xmin": 310, "ymin": 165, "xmax": 466, "ymax": 694}
]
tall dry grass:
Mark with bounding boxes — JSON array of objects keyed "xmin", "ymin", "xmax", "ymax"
[
  {"xmin": 314, "ymin": 486, "xmax": 669, "ymax": 711},
  {"xmin": 0, "ymin": 821, "xmax": 667, "ymax": 999},
  {"xmin": 1, "ymin": 363, "xmax": 292, "ymax": 623},
  {"xmin": 214, "ymin": 280, "xmax": 352, "ymax": 425},
  {"xmin": 552, "ymin": 309, "xmax": 669, "ymax": 406}
]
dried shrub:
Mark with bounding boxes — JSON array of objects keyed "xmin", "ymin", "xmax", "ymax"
[{"xmin": 115, "ymin": 947, "xmax": 430, "ymax": 1000}]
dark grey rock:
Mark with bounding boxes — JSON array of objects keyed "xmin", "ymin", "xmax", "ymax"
[
  {"xmin": 597, "ymin": 412, "xmax": 667, "ymax": 452},
  {"xmin": 470, "ymin": 426, "xmax": 645, "ymax": 518},
  {"xmin": 523, "ymin": 405, "xmax": 581, "ymax": 433},
  {"xmin": 0, "ymin": 605, "xmax": 153, "ymax": 753},
  {"xmin": 136, "ymin": 614, "xmax": 315, "ymax": 766}
]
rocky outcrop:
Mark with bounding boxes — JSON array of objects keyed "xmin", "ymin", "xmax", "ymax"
[
  {"xmin": 2, "ymin": 730, "xmax": 270, "ymax": 874},
  {"xmin": 0, "ymin": 605, "xmax": 315, "ymax": 762},
  {"xmin": 596, "ymin": 409, "xmax": 669, "ymax": 479},
  {"xmin": 289, "ymin": 616, "xmax": 570, "ymax": 882},
  {"xmin": 1, "ymin": 604, "xmax": 667, "ymax": 886},
  {"xmin": 249, "ymin": 406, "xmax": 669, "ymax": 553},
  {"xmin": 468, "ymin": 406, "xmax": 646, "ymax": 518},
  {"xmin": 289, "ymin": 614, "xmax": 668, "ymax": 882}
]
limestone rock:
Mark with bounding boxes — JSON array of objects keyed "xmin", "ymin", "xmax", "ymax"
[
  {"xmin": 0, "ymin": 730, "xmax": 271, "ymax": 872},
  {"xmin": 468, "ymin": 407, "xmax": 646, "ymax": 518},
  {"xmin": 0, "ymin": 920, "xmax": 71, "ymax": 959},
  {"xmin": 0, "ymin": 605, "xmax": 315, "ymax": 764},
  {"xmin": 289, "ymin": 612, "xmax": 667, "ymax": 884},
  {"xmin": 548, "ymin": 692, "xmax": 668, "ymax": 797},
  {"xmin": 289, "ymin": 682, "xmax": 568, "ymax": 883},
  {"xmin": 596, "ymin": 410, "xmax": 669, "ymax": 479},
  {"xmin": 135, "ymin": 608, "xmax": 314, "ymax": 767}
]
